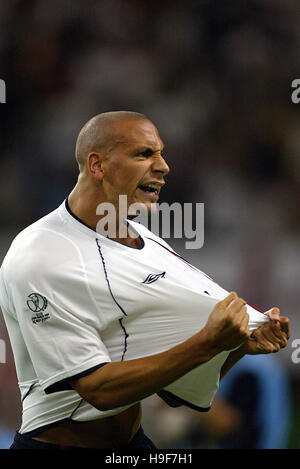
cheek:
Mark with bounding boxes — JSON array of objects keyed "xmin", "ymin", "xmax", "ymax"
[
  {"xmin": 104, "ymin": 157, "xmax": 149, "ymax": 191},
  {"xmin": 107, "ymin": 167, "xmax": 144, "ymax": 191}
]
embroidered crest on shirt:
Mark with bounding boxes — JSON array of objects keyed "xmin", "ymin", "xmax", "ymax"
[
  {"xmin": 27, "ymin": 293, "xmax": 50, "ymax": 324},
  {"xmin": 142, "ymin": 271, "xmax": 166, "ymax": 285}
]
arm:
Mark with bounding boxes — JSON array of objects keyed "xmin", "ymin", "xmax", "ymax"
[
  {"xmin": 71, "ymin": 292, "xmax": 250, "ymax": 411},
  {"xmin": 72, "ymin": 330, "xmax": 217, "ymax": 411},
  {"xmin": 220, "ymin": 347, "xmax": 247, "ymax": 380}
]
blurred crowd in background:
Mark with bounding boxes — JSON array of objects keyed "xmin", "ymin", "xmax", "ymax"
[{"xmin": 0, "ymin": 0, "xmax": 299, "ymax": 449}]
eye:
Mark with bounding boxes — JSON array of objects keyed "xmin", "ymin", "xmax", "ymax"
[{"xmin": 137, "ymin": 149, "xmax": 153, "ymax": 158}]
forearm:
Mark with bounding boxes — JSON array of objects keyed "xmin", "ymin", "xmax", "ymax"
[
  {"xmin": 72, "ymin": 292, "xmax": 254, "ymax": 411},
  {"xmin": 220, "ymin": 346, "xmax": 247, "ymax": 380},
  {"xmin": 72, "ymin": 328, "xmax": 218, "ymax": 411}
]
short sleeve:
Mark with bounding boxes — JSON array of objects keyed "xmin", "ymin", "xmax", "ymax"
[{"xmin": 2, "ymin": 229, "xmax": 111, "ymax": 394}]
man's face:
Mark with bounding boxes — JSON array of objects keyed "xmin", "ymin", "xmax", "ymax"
[{"xmin": 100, "ymin": 119, "xmax": 170, "ymax": 213}]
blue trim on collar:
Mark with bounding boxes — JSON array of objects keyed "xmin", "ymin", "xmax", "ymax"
[{"xmin": 65, "ymin": 198, "xmax": 145, "ymax": 250}]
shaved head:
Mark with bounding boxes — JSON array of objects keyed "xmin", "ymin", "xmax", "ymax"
[{"xmin": 75, "ymin": 111, "xmax": 149, "ymax": 172}]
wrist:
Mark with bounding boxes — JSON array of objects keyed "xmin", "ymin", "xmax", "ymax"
[
  {"xmin": 220, "ymin": 345, "xmax": 247, "ymax": 380},
  {"xmin": 192, "ymin": 327, "xmax": 223, "ymax": 362},
  {"xmin": 232, "ymin": 342, "xmax": 248, "ymax": 357}
]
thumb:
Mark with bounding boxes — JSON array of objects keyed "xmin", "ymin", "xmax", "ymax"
[{"xmin": 265, "ymin": 307, "xmax": 280, "ymax": 321}]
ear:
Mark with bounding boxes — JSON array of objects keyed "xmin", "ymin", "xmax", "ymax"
[{"xmin": 87, "ymin": 152, "xmax": 105, "ymax": 180}]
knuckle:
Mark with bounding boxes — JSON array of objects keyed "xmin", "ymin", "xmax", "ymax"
[
  {"xmin": 280, "ymin": 317, "xmax": 289, "ymax": 326},
  {"xmin": 234, "ymin": 322, "xmax": 242, "ymax": 333},
  {"xmin": 237, "ymin": 325, "xmax": 249, "ymax": 339},
  {"xmin": 222, "ymin": 315, "xmax": 231, "ymax": 326},
  {"xmin": 225, "ymin": 312, "xmax": 234, "ymax": 324},
  {"xmin": 226, "ymin": 304, "xmax": 235, "ymax": 314}
]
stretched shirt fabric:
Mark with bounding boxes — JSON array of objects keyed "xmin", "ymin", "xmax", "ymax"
[{"xmin": 0, "ymin": 200, "xmax": 269, "ymax": 435}]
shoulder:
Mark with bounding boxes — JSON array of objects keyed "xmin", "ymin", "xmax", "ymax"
[{"xmin": 2, "ymin": 207, "xmax": 80, "ymax": 281}]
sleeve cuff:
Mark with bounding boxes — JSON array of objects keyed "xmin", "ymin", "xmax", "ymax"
[
  {"xmin": 159, "ymin": 389, "xmax": 211, "ymax": 412},
  {"xmin": 44, "ymin": 362, "xmax": 108, "ymax": 394}
]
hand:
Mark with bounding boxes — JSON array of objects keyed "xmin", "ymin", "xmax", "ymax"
[
  {"xmin": 203, "ymin": 292, "xmax": 250, "ymax": 353},
  {"xmin": 240, "ymin": 307, "xmax": 290, "ymax": 355}
]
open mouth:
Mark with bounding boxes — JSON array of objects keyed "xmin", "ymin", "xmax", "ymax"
[{"xmin": 137, "ymin": 184, "xmax": 159, "ymax": 195}]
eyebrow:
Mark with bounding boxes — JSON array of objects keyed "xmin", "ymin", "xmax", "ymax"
[{"xmin": 134, "ymin": 146, "xmax": 165, "ymax": 155}]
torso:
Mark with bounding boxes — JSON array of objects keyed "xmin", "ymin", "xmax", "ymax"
[
  {"xmin": 0, "ymin": 201, "xmax": 268, "ymax": 440},
  {"xmin": 33, "ymin": 403, "xmax": 142, "ymax": 448}
]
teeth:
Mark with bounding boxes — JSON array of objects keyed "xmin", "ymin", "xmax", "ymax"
[{"xmin": 139, "ymin": 184, "xmax": 159, "ymax": 190}]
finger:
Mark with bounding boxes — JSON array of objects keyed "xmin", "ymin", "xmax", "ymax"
[
  {"xmin": 263, "ymin": 320, "xmax": 289, "ymax": 346},
  {"xmin": 252, "ymin": 329, "xmax": 280, "ymax": 353},
  {"xmin": 221, "ymin": 292, "xmax": 239, "ymax": 307},
  {"xmin": 227, "ymin": 298, "xmax": 247, "ymax": 315},
  {"xmin": 265, "ymin": 307, "xmax": 281, "ymax": 321},
  {"xmin": 253, "ymin": 325, "xmax": 281, "ymax": 347},
  {"xmin": 266, "ymin": 321, "xmax": 286, "ymax": 341},
  {"xmin": 259, "ymin": 324, "xmax": 286, "ymax": 348},
  {"xmin": 279, "ymin": 317, "xmax": 290, "ymax": 340},
  {"xmin": 240, "ymin": 313, "xmax": 250, "ymax": 339}
]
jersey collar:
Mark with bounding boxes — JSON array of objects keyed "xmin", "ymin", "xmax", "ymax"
[{"xmin": 60, "ymin": 198, "xmax": 145, "ymax": 250}]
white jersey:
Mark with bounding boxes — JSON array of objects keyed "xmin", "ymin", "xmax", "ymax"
[{"xmin": 0, "ymin": 200, "xmax": 268, "ymax": 435}]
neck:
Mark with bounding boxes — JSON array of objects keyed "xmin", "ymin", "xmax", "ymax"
[
  {"xmin": 68, "ymin": 177, "xmax": 142, "ymax": 248},
  {"xmin": 68, "ymin": 177, "xmax": 100, "ymax": 231}
]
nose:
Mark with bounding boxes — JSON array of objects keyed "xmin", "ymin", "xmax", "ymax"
[{"xmin": 151, "ymin": 154, "xmax": 170, "ymax": 176}]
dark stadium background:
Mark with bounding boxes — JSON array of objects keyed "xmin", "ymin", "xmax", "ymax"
[{"xmin": 0, "ymin": 0, "xmax": 299, "ymax": 448}]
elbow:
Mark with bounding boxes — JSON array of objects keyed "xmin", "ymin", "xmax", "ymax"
[
  {"xmin": 74, "ymin": 385, "xmax": 122, "ymax": 411},
  {"xmin": 70, "ymin": 366, "xmax": 129, "ymax": 411},
  {"xmin": 92, "ymin": 396, "xmax": 118, "ymax": 412},
  {"xmin": 78, "ymin": 388, "xmax": 119, "ymax": 411}
]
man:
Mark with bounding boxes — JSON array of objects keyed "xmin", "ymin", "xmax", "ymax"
[{"xmin": 0, "ymin": 111, "xmax": 290, "ymax": 449}]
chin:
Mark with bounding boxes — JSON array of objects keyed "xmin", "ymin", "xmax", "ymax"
[{"xmin": 129, "ymin": 198, "xmax": 157, "ymax": 216}]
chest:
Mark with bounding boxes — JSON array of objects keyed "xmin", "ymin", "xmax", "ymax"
[{"xmin": 83, "ymin": 237, "xmax": 228, "ymax": 331}]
